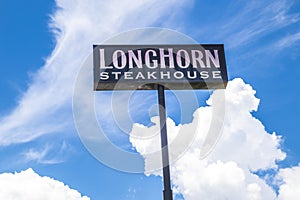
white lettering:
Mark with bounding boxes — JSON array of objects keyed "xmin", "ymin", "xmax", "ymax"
[
  {"xmin": 173, "ymin": 71, "xmax": 184, "ymax": 79},
  {"xmin": 99, "ymin": 49, "xmax": 112, "ymax": 69},
  {"xmin": 160, "ymin": 71, "xmax": 171, "ymax": 79},
  {"xmin": 145, "ymin": 50, "xmax": 158, "ymax": 69},
  {"xmin": 147, "ymin": 71, "xmax": 157, "ymax": 79},
  {"xmin": 159, "ymin": 48, "xmax": 174, "ymax": 68},
  {"xmin": 200, "ymin": 71, "xmax": 209, "ymax": 79},
  {"xmin": 176, "ymin": 49, "xmax": 190, "ymax": 69},
  {"xmin": 205, "ymin": 50, "xmax": 220, "ymax": 68},
  {"xmin": 112, "ymin": 50, "xmax": 127, "ymax": 69},
  {"xmin": 100, "ymin": 72, "xmax": 109, "ymax": 80},
  {"xmin": 212, "ymin": 71, "xmax": 222, "ymax": 79},
  {"xmin": 128, "ymin": 50, "xmax": 142, "ymax": 69},
  {"xmin": 135, "ymin": 72, "xmax": 145, "ymax": 79},
  {"xmin": 124, "ymin": 72, "xmax": 133, "ymax": 79},
  {"xmin": 111, "ymin": 72, "xmax": 122, "ymax": 79},
  {"xmin": 187, "ymin": 71, "xmax": 197, "ymax": 79},
  {"xmin": 191, "ymin": 50, "xmax": 205, "ymax": 68}
]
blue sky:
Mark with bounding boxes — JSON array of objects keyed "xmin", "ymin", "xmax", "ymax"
[{"xmin": 0, "ymin": 0, "xmax": 300, "ymax": 199}]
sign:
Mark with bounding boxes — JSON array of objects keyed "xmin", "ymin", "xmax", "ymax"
[{"xmin": 93, "ymin": 44, "xmax": 228, "ymax": 90}]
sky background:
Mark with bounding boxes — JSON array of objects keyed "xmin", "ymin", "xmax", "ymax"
[{"xmin": 0, "ymin": 0, "xmax": 300, "ymax": 199}]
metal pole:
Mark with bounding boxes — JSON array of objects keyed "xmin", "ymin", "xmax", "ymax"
[{"xmin": 157, "ymin": 84, "xmax": 173, "ymax": 200}]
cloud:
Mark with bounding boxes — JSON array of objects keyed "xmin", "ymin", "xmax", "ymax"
[
  {"xmin": 0, "ymin": 0, "xmax": 192, "ymax": 146},
  {"xmin": 130, "ymin": 78, "xmax": 290, "ymax": 199},
  {"xmin": 0, "ymin": 168, "xmax": 89, "ymax": 200},
  {"xmin": 22, "ymin": 141, "xmax": 71, "ymax": 164},
  {"xmin": 200, "ymin": 0, "xmax": 299, "ymax": 49},
  {"xmin": 1, "ymin": 0, "xmax": 298, "ymax": 153},
  {"xmin": 22, "ymin": 145, "xmax": 53, "ymax": 163},
  {"xmin": 276, "ymin": 31, "xmax": 300, "ymax": 48},
  {"xmin": 277, "ymin": 164, "xmax": 300, "ymax": 200}
]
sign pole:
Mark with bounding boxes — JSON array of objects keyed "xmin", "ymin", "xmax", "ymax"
[
  {"xmin": 157, "ymin": 84, "xmax": 173, "ymax": 200},
  {"xmin": 93, "ymin": 44, "xmax": 228, "ymax": 199}
]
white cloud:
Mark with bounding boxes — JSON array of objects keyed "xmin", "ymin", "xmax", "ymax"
[
  {"xmin": 22, "ymin": 141, "xmax": 71, "ymax": 164},
  {"xmin": 0, "ymin": 168, "xmax": 89, "ymax": 200},
  {"xmin": 23, "ymin": 145, "xmax": 52, "ymax": 163},
  {"xmin": 277, "ymin": 164, "xmax": 300, "ymax": 200},
  {"xmin": 276, "ymin": 31, "xmax": 300, "ymax": 48},
  {"xmin": 130, "ymin": 78, "xmax": 288, "ymax": 199},
  {"xmin": 206, "ymin": 0, "xmax": 300, "ymax": 49},
  {"xmin": 0, "ymin": 0, "xmax": 192, "ymax": 146},
  {"xmin": 171, "ymin": 160, "xmax": 277, "ymax": 200}
]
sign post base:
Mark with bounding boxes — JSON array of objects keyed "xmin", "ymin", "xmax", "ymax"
[{"xmin": 163, "ymin": 189, "xmax": 173, "ymax": 200}]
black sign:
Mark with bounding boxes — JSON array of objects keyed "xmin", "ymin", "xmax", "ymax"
[{"xmin": 93, "ymin": 44, "xmax": 228, "ymax": 90}]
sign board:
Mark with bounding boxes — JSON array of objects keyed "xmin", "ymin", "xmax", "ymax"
[{"xmin": 93, "ymin": 44, "xmax": 228, "ymax": 90}]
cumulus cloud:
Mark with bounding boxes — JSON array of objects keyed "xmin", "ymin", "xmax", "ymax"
[
  {"xmin": 0, "ymin": 168, "xmax": 89, "ymax": 200},
  {"xmin": 130, "ymin": 78, "xmax": 290, "ymax": 199},
  {"xmin": 277, "ymin": 164, "xmax": 300, "ymax": 200}
]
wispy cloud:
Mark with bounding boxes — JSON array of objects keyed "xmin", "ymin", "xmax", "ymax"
[
  {"xmin": 1, "ymin": 0, "xmax": 298, "ymax": 148},
  {"xmin": 276, "ymin": 31, "xmax": 300, "ymax": 48},
  {"xmin": 196, "ymin": 0, "xmax": 299, "ymax": 49},
  {"xmin": 22, "ymin": 141, "xmax": 71, "ymax": 164},
  {"xmin": 0, "ymin": 0, "xmax": 192, "ymax": 146},
  {"xmin": 222, "ymin": 0, "xmax": 299, "ymax": 48}
]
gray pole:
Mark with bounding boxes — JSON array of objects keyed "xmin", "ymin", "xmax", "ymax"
[{"xmin": 157, "ymin": 84, "xmax": 173, "ymax": 200}]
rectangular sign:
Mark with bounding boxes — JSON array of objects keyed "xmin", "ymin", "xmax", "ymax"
[{"xmin": 93, "ymin": 44, "xmax": 228, "ymax": 90}]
